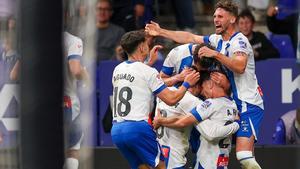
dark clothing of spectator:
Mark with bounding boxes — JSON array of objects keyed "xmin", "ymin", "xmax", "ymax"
[
  {"xmin": 96, "ymin": 23, "xmax": 125, "ymax": 62},
  {"xmin": 111, "ymin": 0, "xmax": 148, "ymax": 32},
  {"xmin": 249, "ymin": 31, "xmax": 279, "ymax": 61},
  {"xmin": 266, "ymin": 13, "xmax": 299, "ymax": 53},
  {"xmin": 172, "ymin": 0, "xmax": 195, "ymax": 30}
]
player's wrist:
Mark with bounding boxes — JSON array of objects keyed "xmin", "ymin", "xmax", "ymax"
[
  {"xmin": 182, "ymin": 82, "xmax": 191, "ymax": 89},
  {"xmin": 214, "ymin": 51, "xmax": 220, "ymax": 58}
]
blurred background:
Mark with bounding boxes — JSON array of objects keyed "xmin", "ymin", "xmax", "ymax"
[{"xmin": 0, "ymin": 0, "xmax": 299, "ymax": 168}]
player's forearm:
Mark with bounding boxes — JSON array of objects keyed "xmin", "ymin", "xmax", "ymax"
[
  {"xmin": 200, "ymin": 122, "xmax": 239, "ymax": 141},
  {"xmin": 159, "ymin": 85, "xmax": 188, "ymax": 106},
  {"xmin": 162, "ymin": 76, "xmax": 180, "ymax": 87},
  {"xmin": 160, "ymin": 29, "xmax": 203, "ymax": 44},
  {"xmin": 214, "ymin": 52, "xmax": 246, "ymax": 74}
]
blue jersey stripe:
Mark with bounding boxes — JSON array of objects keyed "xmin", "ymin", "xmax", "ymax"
[
  {"xmin": 191, "ymin": 107, "xmax": 203, "ymax": 122},
  {"xmin": 161, "ymin": 66, "xmax": 174, "ymax": 76},
  {"xmin": 153, "ymin": 84, "xmax": 167, "ymax": 95},
  {"xmin": 68, "ymin": 54, "xmax": 80, "ymax": 60},
  {"xmin": 203, "ymin": 35, "xmax": 210, "ymax": 44}
]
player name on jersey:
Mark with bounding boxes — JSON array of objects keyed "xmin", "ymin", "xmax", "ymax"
[{"xmin": 113, "ymin": 73, "xmax": 135, "ymax": 82}]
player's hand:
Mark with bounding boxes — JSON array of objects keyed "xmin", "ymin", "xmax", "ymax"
[
  {"xmin": 211, "ymin": 72, "xmax": 230, "ymax": 91},
  {"xmin": 175, "ymin": 67, "xmax": 193, "ymax": 82},
  {"xmin": 183, "ymin": 70, "xmax": 200, "ymax": 86},
  {"xmin": 148, "ymin": 45, "xmax": 163, "ymax": 66},
  {"xmin": 145, "ymin": 21, "xmax": 161, "ymax": 37},
  {"xmin": 153, "ymin": 112, "xmax": 162, "ymax": 129},
  {"xmin": 198, "ymin": 46, "xmax": 218, "ymax": 58}
]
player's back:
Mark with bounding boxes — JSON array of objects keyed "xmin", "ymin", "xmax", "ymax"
[
  {"xmin": 161, "ymin": 43, "xmax": 194, "ymax": 76},
  {"xmin": 156, "ymin": 88, "xmax": 201, "ymax": 168},
  {"xmin": 195, "ymin": 97, "xmax": 237, "ymax": 169},
  {"xmin": 112, "ymin": 61, "xmax": 165, "ymax": 122}
]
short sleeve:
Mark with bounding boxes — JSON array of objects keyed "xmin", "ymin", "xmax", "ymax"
[
  {"xmin": 161, "ymin": 48, "xmax": 177, "ymax": 76},
  {"xmin": 204, "ymin": 34, "xmax": 219, "ymax": 48},
  {"xmin": 190, "ymin": 99, "xmax": 214, "ymax": 122},
  {"xmin": 67, "ymin": 38, "xmax": 83, "ymax": 60},
  {"xmin": 147, "ymin": 67, "xmax": 167, "ymax": 95},
  {"xmin": 230, "ymin": 36, "xmax": 250, "ymax": 56}
]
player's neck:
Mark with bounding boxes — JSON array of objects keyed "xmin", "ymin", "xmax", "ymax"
[
  {"xmin": 213, "ymin": 88, "xmax": 227, "ymax": 98},
  {"xmin": 222, "ymin": 26, "xmax": 237, "ymax": 41},
  {"xmin": 128, "ymin": 53, "xmax": 145, "ymax": 63}
]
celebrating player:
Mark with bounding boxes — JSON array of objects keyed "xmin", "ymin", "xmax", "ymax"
[{"xmin": 111, "ymin": 30, "xmax": 200, "ymax": 169}]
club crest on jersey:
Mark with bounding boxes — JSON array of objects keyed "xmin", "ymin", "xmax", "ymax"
[
  {"xmin": 201, "ymin": 100, "xmax": 212, "ymax": 109},
  {"xmin": 238, "ymin": 41, "xmax": 247, "ymax": 49}
]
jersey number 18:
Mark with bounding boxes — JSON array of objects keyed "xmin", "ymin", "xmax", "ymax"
[{"xmin": 113, "ymin": 87, "xmax": 132, "ymax": 117}]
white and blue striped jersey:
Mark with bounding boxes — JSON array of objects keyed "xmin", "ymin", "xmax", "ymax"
[
  {"xmin": 64, "ymin": 32, "xmax": 83, "ymax": 97},
  {"xmin": 191, "ymin": 97, "xmax": 238, "ymax": 169},
  {"xmin": 155, "ymin": 88, "xmax": 199, "ymax": 169},
  {"xmin": 161, "ymin": 43, "xmax": 194, "ymax": 76},
  {"xmin": 156, "ymin": 88, "xmax": 240, "ymax": 169},
  {"xmin": 203, "ymin": 32, "xmax": 264, "ymax": 113},
  {"xmin": 112, "ymin": 61, "xmax": 166, "ymax": 122}
]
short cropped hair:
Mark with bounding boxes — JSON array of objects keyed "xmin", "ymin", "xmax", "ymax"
[
  {"xmin": 193, "ymin": 43, "xmax": 216, "ymax": 60},
  {"xmin": 215, "ymin": 0, "xmax": 238, "ymax": 17},
  {"xmin": 238, "ymin": 9, "xmax": 255, "ymax": 23},
  {"xmin": 120, "ymin": 30, "xmax": 146, "ymax": 55}
]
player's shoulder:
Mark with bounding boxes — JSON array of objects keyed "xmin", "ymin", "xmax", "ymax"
[
  {"xmin": 200, "ymin": 98, "xmax": 214, "ymax": 109},
  {"xmin": 232, "ymin": 32, "xmax": 249, "ymax": 43},
  {"xmin": 169, "ymin": 43, "xmax": 192, "ymax": 55}
]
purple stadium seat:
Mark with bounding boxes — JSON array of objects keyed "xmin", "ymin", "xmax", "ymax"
[{"xmin": 266, "ymin": 33, "xmax": 295, "ymax": 58}]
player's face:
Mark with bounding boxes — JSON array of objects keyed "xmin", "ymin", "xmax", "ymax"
[
  {"xmin": 96, "ymin": 1, "xmax": 112, "ymax": 23},
  {"xmin": 201, "ymin": 80, "xmax": 213, "ymax": 99},
  {"xmin": 238, "ymin": 17, "xmax": 254, "ymax": 37},
  {"xmin": 213, "ymin": 8, "xmax": 234, "ymax": 35},
  {"xmin": 140, "ymin": 41, "xmax": 149, "ymax": 59}
]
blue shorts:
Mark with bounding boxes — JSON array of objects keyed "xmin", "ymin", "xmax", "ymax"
[
  {"xmin": 111, "ymin": 121, "xmax": 164, "ymax": 169},
  {"xmin": 64, "ymin": 96, "xmax": 83, "ymax": 149},
  {"xmin": 236, "ymin": 104, "xmax": 264, "ymax": 140}
]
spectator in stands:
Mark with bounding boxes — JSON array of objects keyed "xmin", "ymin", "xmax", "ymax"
[
  {"xmin": 238, "ymin": 9, "xmax": 279, "ymax": 61},
  {"xmin": 273, "ymin": 108, "xmax": 300, "ymax": 145},
  {"xmin": 172, "ymin": 0, "xmax": 195, "ymax": 32},
  {"xmin": 111, "ymin": 0, "xmax": 153, "ymax": 31},
  {"xmin": 96, "ymin": 0, "xmax": 125, "ymax": 62},
  {"xmin": 266, "ymin": 5, "xmax": 299, "ymax": 53}
]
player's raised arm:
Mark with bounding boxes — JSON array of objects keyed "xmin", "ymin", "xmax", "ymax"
[
  {"xmin": 160, "ymin": 67, "xmax": 193, "ymax": 87},
  {"xmin": 157, "ymin": 70, "xmax": 200, "ymax": 105},
  {"xmin": 145, "ymin": 21, "xmax": 204, "ymax": 44},
  {"xmin": 198, "ymin": 45, "xmax": 248, "ymax": 74}
]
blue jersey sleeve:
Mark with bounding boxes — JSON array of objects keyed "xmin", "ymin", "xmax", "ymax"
[{"xmin": 272, "ymin": 119, "xmax": 286, "ymax": 145}]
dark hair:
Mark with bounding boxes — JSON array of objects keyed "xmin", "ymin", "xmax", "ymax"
[
  {"xmin": 120, "ymin": 30, "xmax": 146, "ymax": 55},
  {"xmin": 215, "ymin": 0, "xmax": 238, "ymax": 17},
  {"xmin": 199, "ymin": 70, "xmax": 211, "ymax": 85},
  {"xmin": 238, "ymin": 9, "xmax": 255, "ymax": 23},
  {"xmin": 193, "ymin": 43, "xmax": 216, "ymax": 65}
]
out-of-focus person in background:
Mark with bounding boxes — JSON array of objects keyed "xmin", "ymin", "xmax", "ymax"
[
  {"xmin": 266, "ymin": 1, "xmax": 299, "ymax": 53},
  {"xmin": 238, "ymin": 9, "xmax": 279, "ymax": 61},
  {"xmin": 96, "ymin": 0, "xmax": 125, "ymax": 62},
  {"xmin": 273, "ymin": 108, "xmax": 300, "ymax": 145}
]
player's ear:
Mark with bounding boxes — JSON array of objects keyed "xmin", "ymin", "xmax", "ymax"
[{"xmin": 230, "ymin": 17, "xmax": 236, "ymax": 24}]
